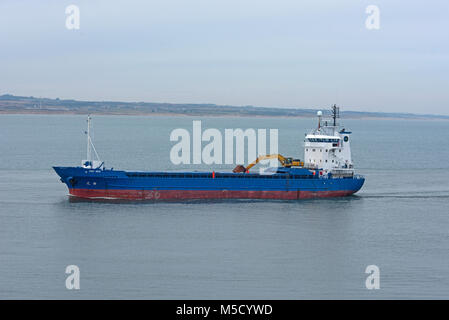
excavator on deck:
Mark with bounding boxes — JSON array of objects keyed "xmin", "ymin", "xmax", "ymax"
[{"xmin": 233, "ymin": 154, "xmax": 304, "ymax": 173}]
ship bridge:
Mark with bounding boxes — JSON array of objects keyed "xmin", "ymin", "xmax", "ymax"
[{"xmin": 304, "ymin": 106, "xmax": 353, "ymax": 172}]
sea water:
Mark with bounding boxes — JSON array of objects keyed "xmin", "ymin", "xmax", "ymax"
[{"xmin": 0, "ymin": 114, "xmax": 448, "ymax": 299}]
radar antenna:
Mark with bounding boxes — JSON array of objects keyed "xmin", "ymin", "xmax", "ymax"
[{"xmin": 332, "ymin": 104, "xmax": 340, "ymax": 127}]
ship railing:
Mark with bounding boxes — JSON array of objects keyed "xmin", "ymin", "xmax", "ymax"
[
  {"xmin": 304, "ymin": 163, "xmax": 318, "ymax": 169},
  {"xmin": 330, "ymin": 169, "xmax": 355, "ymax": 178}
]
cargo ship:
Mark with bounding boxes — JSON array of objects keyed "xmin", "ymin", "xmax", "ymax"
[{"xmin": 53, "ymin": 105, "xmax": 364, "ymax": 200}]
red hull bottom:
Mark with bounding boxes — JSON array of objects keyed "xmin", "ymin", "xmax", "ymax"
[{"xmin": 69, "ymin": 188, "xmax": 356, "ymax": 200}]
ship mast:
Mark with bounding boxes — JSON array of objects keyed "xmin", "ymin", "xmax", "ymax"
[
  {"xmin": 87, "ymin": 115, "xmax": 91, "ymax": 162},
  {"xmin": 84, "ymin": 115, "xmax": 101, "ymax": 167},
  {"xmin": 332, "ymin": 104, "xmax": 339, "ymax": 126},
  {"xmin": 331, "ymin": 104, "xmax": 340, "ymax": 134}
]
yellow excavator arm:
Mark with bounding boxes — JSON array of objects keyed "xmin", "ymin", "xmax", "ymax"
[{"xmin": 245, "ymin": 154, "xmax": 304, "ymax": 171}]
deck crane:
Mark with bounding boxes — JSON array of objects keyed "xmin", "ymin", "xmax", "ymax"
[{"xmin": 233, "ymin": 154, "xmax": 304, "ymax": 173}]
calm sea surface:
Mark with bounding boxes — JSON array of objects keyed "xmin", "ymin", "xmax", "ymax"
[{"xmin": 0, "ymin": 114, "xmax": 448, "ymax": 299}]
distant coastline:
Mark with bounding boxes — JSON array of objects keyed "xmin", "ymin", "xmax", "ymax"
[{"xmin": 1, "ymin": 94, "xmax": 448, "ymax": 120}]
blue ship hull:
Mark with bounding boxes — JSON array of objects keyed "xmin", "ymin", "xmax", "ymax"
[{"xmin": 53, "ymin": 166, "xmax": 365, "ymax": 200}]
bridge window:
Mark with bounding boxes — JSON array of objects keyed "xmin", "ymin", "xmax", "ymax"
[{"xmin": 308, "ymin": 138, "xmax": 340, "ymax": 143}]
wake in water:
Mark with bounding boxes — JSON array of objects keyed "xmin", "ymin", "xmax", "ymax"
[{"xmin": 361, "ymin": 190, "xmax": 449, "ymax": 199}]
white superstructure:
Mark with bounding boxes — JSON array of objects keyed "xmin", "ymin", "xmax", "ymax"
[{"xmin": 304, "ymin": 105, "xmax": 353, "ymax": 174}]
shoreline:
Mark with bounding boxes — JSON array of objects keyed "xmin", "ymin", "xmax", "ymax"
[{"xmin": 1, "ymin": 110, "xmax": 448, "ymax": 121}]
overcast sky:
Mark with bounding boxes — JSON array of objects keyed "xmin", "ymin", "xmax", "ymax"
[{"xmin": 1, "ymin": 0, "xmax": 448, "ymax": 114}]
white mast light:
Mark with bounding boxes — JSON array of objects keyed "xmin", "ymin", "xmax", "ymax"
[{"xmin": 317, "ymin": 110, "xmax": 322, "ymax": 129}]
